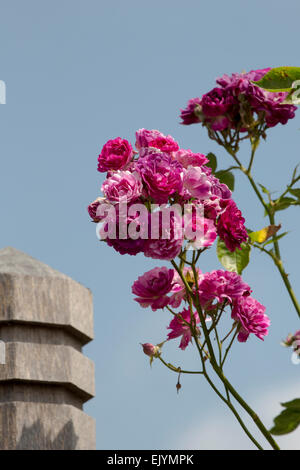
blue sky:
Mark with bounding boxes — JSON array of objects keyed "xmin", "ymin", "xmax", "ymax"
[{"xmin": 0, "ymin": 0, "xmax": 299, "ymax": 449}]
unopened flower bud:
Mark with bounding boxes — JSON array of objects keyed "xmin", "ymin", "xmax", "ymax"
[{"xmin": 141, "ymin": 343, "xmax": 160, "ymax": 357}]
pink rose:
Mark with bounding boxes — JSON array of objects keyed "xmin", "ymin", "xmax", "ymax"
[
  {"xmin": 101, "ymin": 171, "xmax": 142, "ymax": 204},
  {"xmin": 173, "ymin": 149, "xmax": 208, "ymax": 168},
  {"xmin": 87, "ymin": 197, "xmax": 106, "ymax": 222},
  {"xmin": 183, "ymin": 166, "xmax": 212, "ymax": 199},
  {"xmin": 135, "ymin": 129, "xmax": 179, "ymax": 153}
]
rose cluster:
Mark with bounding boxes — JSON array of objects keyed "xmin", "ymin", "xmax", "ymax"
[
  {"xmin": 87, "ymin": 129, "xmax": 248, "ymax": 258},
  {"xmin": 180, "ymin": 68, "xmax": 297, "ymax": 132},
  {"xmin": 132, "ymin": 266, "xmax": 270, "ymax": 349}
]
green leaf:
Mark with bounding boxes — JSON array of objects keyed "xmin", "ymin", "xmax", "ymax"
[
  {"xmin": 274, "ymin": 197, "xmax": 297, "ymax": 212},
  {"xmin": 217, "ymin": 239, "xmax": 251, "ymax": 275},
  {"xmin": 215, "ymin": 170, "xmax": 235, "ymax": 191},
  {"xmin": 270, "ymin": 399, "xmax": 300, "ymax": 436},
  {"xmin": 206, "ymin": 152, "xmax": 217, "ymax": 173},
  {"xmin": 253, "ymin": 66, "xmax": 300, "ymax": 92},
  {"xmin": 289, "ymin": 188, "xmax": 300, "ymax": 200},
  {"xmin": 282, "ymin": 399, "xmax": 300, "ymax": 409}
]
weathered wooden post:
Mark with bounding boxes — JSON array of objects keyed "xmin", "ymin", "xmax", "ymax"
[{"xmin": 0, "ymin": 247, "xmax": 96, "ymax": 450}]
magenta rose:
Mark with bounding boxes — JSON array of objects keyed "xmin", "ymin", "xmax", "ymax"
[
  {"xmin": 216, "ymin": 68, "xmax": 297, "ymax": 129},
  {"xmin": 180, "ymin": 97, "xmax": 203, "ymax": 125},
  {"xmin": 198, "ymin": 270, "xmax": 251, "ymax": 308},
  {"xmin": 201, "ymin": 87, "xmax": 234, "ymax": 118},
  {"xmin": 101, "ymin": 201, "xmax": 148, "ymax": 256},
  {"xmin": 169, "ymin": 267, "xmax": 201, "ymax": 309},
  {"xmin": 136, "ymin": 151, "xmax": 183, "ymax": 203},
  {"xmin": 231, "ymin": 296, "xmax": 270, "ymax": 343},
  {"xmin": 97, "ymin": 137, "xmax": 133, "ymax": 172},
  {"xmin": 167, "ymin": 307, "xmax": 200, "ymax": 350},
  {"xmin": 143, "ymin": 208, "xmax": 183, "ymax": 261},
  {"xmin": 203, "ymin": 196, "xmax": 224, "ymax": 221},
  {"xmin": 217, "ymin": 199, "xmax": 248, "ymax": 252},
  {"xmin": 132, "ymin": 266, "xmax": 174, "ymax": 311}
]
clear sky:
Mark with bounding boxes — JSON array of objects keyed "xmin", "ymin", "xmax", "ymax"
[{"xmin": 0, "ymin": 0, "xmax": 299, "ymax": 450}]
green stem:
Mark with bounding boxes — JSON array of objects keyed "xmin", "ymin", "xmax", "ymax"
[
  {"xmin": 172, "ymin": 259, "xmax": 280, "ymax": 450},
  {"xmin": 225, "ymin": 146, "xmax": 300, "ymax": 320},
  {"xmin": 221, "ymin": 329, "xmax": 238, "ymax": 367},
  {"xmin": 201, "ymin": 359, "xmax": 264, "ymax": 450},
  {"xmin": 158, "ymin": 356, "xmax": 203, "ymax": 375},
  {"xmin": 194, "ymin": 327, "xmax": 264, "ymax": 450},
  {"xmin": 254, "ymin": 244, "xmax": 300, "ymax": 319}
]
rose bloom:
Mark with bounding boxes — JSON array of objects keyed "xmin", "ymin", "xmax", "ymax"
[
  {"xmin": 183, "ymin": 166, "xmax": 213, "ymax": 199},
  {"xmin": 136, "ymin": 150, "xmax": 183, "ymax": 204},
  {"xmin": 186, "ymin": 216, "xmax": 217, "ymax": 250},
  {"xmin": 180, "ymin": 97, "xmax": 202, "ymax": 125},
  {"xmin": 173, "ymin": 149, "xmax": 208, "ymax": 168},
  {"xmin": 216, "ymin": 68, "xmax": 297, "ymax": 129},
  {"xmin": 198, "ymin": 270, "xmax": 251, "ymax": 308},
  {"xmin": 144, "ymin": 237, "xmax": 183, "ymax": 261},
  {"xmin": 101, "ymin": 170, "xmax": 143, "ymax": 204},
  {"xmin": 203, "ymin": 196, "xmax": 225, "ymax": 221},
  {"xmin": 132, "ymin": 266, "xmax": 174, "ymax": 311},
  {"xmin": 231, "ymin": 296, "xmax": 270, "ymax": 343},
  {"xmin": 201, "ymin": 166, "xmax": 232, "ymax": 200},
  {"xmin": 87, "ymin": 197, "xmax": 107, "ymax": 222},
  {"xmin": 143, "ymin": 208, "xmax": 184, "ymax": 261},
  {"xmin": 209, "ymin": 115, "xmax": 232, "ymax": 131},
  {"xmin": 169, "ymin": 267, "xmax": 202, "ymax": 309},
  {"xmin": 201, "ymin": 87, "xmax": 234, "ymax": 118},
  {"xmin": 217, "ymin": 199, "xmax": 248, "ymax": 252},
  {"xmin": 102, "ymin": 201, "xmax": 148, "ymax": 256},
  {"xmin": 97, "ymin": 137, "xmax": 133, "ymax": 172},
  {"xmin": 167, "ymin": 307, "xmax": 200, "ymax": 350},
  {"xmin": 135, "ymin": 129, "xmax": 179, "ymax": 153}
]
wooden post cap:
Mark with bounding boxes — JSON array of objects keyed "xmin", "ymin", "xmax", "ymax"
[{"xmin": 0, "ymin": 248, "xmax": 96, "ymax": 450}]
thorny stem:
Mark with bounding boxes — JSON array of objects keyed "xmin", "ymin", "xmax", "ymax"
[{"xmin": 224, "ymin": 144, "xmax": 300, "ymax": 320}]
